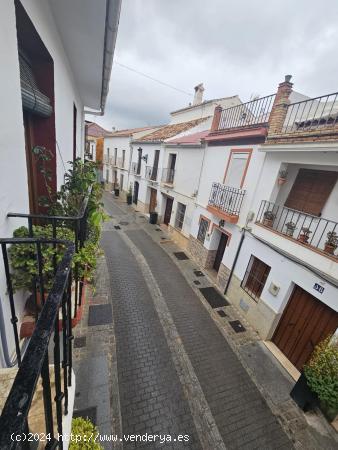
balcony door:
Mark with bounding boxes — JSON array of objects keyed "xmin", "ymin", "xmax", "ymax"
[
  {"xmin": 224, "ymin": 150, "xmax": 251, "ymax": 188},
  {"xmin": 284, "ymin": 169, "xmax": 337, "ymax": 216}
]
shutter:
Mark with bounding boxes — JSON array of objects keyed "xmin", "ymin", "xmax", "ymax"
[
  {"xmin": 285, "ymin": 169, "xmax": 337, "ymax": 216},
  {"xmin": 19, "ymin": 52, "xmax": 53, "ymax": 118},
  {"xmin": 224, "ymin": 152, "xmax": 249, "ymax": 188}
]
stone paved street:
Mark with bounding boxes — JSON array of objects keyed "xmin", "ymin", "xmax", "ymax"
[{"xmin": 100, "ymin": 193, "xmax": 293, "ymax": 449}]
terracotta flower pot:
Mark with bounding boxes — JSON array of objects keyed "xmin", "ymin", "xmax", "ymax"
[
  {"xmin": 263, "ymin": 218, "xmax": 273, "ymax": 227},
  {"xmin": 298, "ymin": 234, "xmax": 309, "ymax": 244},
  {"xmin": 324, "ymin": 243, "xmax": 336, "ymax": 255},
  {"xmin": 278, "ymin": 177, "xmax": 287, "ymax": 185}
]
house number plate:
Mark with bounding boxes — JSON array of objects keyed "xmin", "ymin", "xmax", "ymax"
[{"xmin": 313, "ymin": 283, "xmax": 325, "ymax": 294}]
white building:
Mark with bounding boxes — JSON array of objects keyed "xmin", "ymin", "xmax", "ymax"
[
  {"xmin": 0, "ymin": 0, "xmax": 121, "ymax": 443},
  {"xmin": 187, "ymin": 77, "xmax": 338, "ymax": 374}
]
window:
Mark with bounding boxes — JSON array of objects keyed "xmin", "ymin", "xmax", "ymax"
[
  {"xmin": 197, "ymin": 217, "xmax": 209, "ymax": 243},
  {"xmin": 175, "ymin": 203, "xmax": 186, "ymax": 230},
  {"xmin": 241, "ymin": 256, "xmax": 271, "ymax": 302},
  {"xmin": 114, "ymin": 148, "xmax": 117, "ymax": 165},
  {"xmin": 105, "ymin": 169, "xmax": 109, "ymax": 183},
  {"xmin": 224, "ymin": 150, "xmax": 251, "ymax": 188},
  {"xmin": 122, "ymin": 150, "xmax": 126, "ymax": 168},
  {"xmin": 107, "ymin": 147, "xmax": 110, "ymax": 158},
  {"xmin": 285, "ymin": 169, "xmax": 337, "ymax": 216}
]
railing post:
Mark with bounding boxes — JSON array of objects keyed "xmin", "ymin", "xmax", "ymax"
[
  {"xmin": 211, "ymin": 106, "xmax": 223, "ymax": 132},
  {"xmin": 268, "ymin": 75, "xmax": 293, "ymax": 135}
]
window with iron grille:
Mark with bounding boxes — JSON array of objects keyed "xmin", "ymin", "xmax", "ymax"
[
  {"xmin": 241, "ymin": 255, "xmax": 271, "ymax": 302},
  {"xmin": 175, "ymin": 203, "xmax": 186, "ymax": 230},
  {"xmin": 197, "ymin": 218, "xmax": 209, "ymax": 243}
]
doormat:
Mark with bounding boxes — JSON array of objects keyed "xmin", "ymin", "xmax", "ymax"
[
  {"xmin": 193, "ymin": 280, "xmax": 201, "ymax": 285},
  {"xmin": 88, "ymin": 304, "xmax": 112, "ymax": 326},
  {"xmin": 173, "ymin": 252, "xmax": 189, "ymax": 260},
  {"xmin": 73, "ymin": 407, "xmax": 97, "ymax": 425},
  {"xmin": 217, "ymin": 310, "xmax": 227, "ymax": 318},
  {"xmin": 119, "ymin": 221, "xmax": 129, "ymax": 225},
  {"xmin": 229, "ymin": 320, "xmax": 246, "ymax": 333},
  {"xmin": 114, "ymin": 225, "xmax": 121, "ymax": 230},
  {"xmin": 74, "ymin": 336, "xmax": 86, "ymax": 348},
  {"xmin": 199, "ymin": 287, "xmax": 229, "ymax": 308},
  {"xmin": 194, "ymin": 270, "xmax": 205, "ymax": 277}
]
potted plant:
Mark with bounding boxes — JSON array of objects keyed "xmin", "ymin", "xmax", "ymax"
[
  {"xmin": 298, "ymin": 227, "xmax": 312, "ymax": 244},
  {"xmin": 324, "ymin": 231, "xmax": 338, "ymax": 255},
  {"xmin": 70, "ymin": 417, "xmax": 103, "ymax": 450},
  {"xmin": 303, "ymin": 336, "xmax": 338, "ymax": 422},
  {"xmin": 285, "ymin": 221, "xmax": 297, "ymax": 237},
  {"xmin": 278, "ymin": 169, "xmax": 288, "ymax": 185},
  {"xmin": 114, "ymin": 182, "xmax": 120, "ymax": 197},
  {"xmin": 126, "ymin": 185, "xmax": 133, "ymax": 205},
  {"xmin": 263, "ymin": 210, "xmax": 275, "ymax": 227}
]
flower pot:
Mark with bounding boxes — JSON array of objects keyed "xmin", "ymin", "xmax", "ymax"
[
  {"xmin": 278, "ymin": 177, "xmax": 287, "ymax": 185},
  {"xmin": 126, "ymin": 194, "xmax": 132, "ymax": 205},
  {"xmin": 149, "ymin": 212, "xmax": 158, "ymax": 225},
  {"xmin": 324, "ymin": 243, "xmax": 336, "ymax": 255},
  {"xmin": 285, "ymin": 228, "xmax": 295, "ymax": 237},
  {"xmin": 263, "ymin": 218, "xmax": 273, "ymax": 227},
  {"xmin": 290, "ymin": 373, "xmax": 318, "ymax": 411},
  {"xmin": 114, "ymin": 188, "xmax": 120, "ymax": 197},
  {"xmin": 298, "ymin": 234, "xmax": 309, "ymax": 244}
]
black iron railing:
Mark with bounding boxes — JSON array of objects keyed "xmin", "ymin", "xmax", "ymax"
[
  {"xmin": 208, "ymin": 183, "xmax": 246, "ymax": 216},
  {"xmin": 7, "ymin": 188, "xmax": 91, "ymax": 320},
  {"xmin": 281, "ymin": 92, "xmax": 338, "ymax": 134},
  {"xmin": 257, "ymin": 200, "xmax": 338, "ymax": 256},
  {"xmin": 131, "ymin": 161, "xmax": 141, "ymax": 175},
  {"xmin": 218, "ymin": 94, "xmax": 276, "ymax": 131},
  {"xmin": 145, "ymin": 165, "xmax": 158, "ymax": 181},
  {"xmin": 0, "ymin": 238, "xmax": 75, "ymax": 449},
  {"xmin": 161, "ymin": 168, "xmax": 175, "ymax": 184}
]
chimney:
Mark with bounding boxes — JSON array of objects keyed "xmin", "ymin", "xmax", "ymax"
[
  {"xmin": 268, "ymin": 75, "xmax": 293, "ymax": 135},
  {"xmin": 193, "ymin": 83, "xmax": 205, "ymax": 105}
]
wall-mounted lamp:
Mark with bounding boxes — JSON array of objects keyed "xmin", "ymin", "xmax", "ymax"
[
  {"xmin": 141, "ymin": 154, "xmax": 148, "ymax": 163},
  {"xmin": 219, "ymin": 219, "xmax": 225, "ymax": 228}
]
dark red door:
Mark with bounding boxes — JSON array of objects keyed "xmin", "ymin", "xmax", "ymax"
[
  {"xmin": 273, "ymin": 285, "xmax": 338, "ymax": 370},
  {"xmin": 213, "ymin": 233, "xmax": 228, "ymax": 272},
  {"xmin": 164, "ymin": 197, "xmax": 173, "ymax": 225}
]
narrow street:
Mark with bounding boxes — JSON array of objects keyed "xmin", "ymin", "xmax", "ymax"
[{"xmin": 100, "ymin": 192, "xmax": 292, "ymax": 449}]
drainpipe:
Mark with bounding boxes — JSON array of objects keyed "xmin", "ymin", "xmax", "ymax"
[{"xmin": 224, "ymin": 228, "xmax": 246, "ymax": 296}]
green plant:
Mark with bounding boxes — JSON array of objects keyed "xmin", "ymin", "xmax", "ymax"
[
  {"xmin": 72, "ymin": 242, "xmax": 102, "ymax": 283},
  {"xmin": 263, "ymin": 210, "xmax": 275, "ymax": 220},
  {"xmin": 304, "ymin": 336, "xmax": 338, "ymax": 419},
  {"xmin": 300, "ymin": 227, "xmax": 312, "ymax": 237},
  {"xmin": 9, "ymin": 225, "xmax": 73, "ymax": 292},
  {"xmin": 278, "ymin": 169, "xmax": 288, "ymax": 179},
  {"xmin": 285, "ymin": 221, "xmax": 296, "ymax": 230},
  {"xmin": 69, "ymin": 417, "xmax": 103, "ymax": 450},
  {"xmin": 326, "ymin": 231, "xmax": 338, "ymax": 249}
]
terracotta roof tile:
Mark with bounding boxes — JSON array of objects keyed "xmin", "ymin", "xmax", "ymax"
[
  {"xmin": 105, "ymin": 126, "xmax": 157, "ymax": 137},
  {"xmin": 86, "ymin": 122, "xmax": 111, "ymax": 138},
  {"xmin": 166, "ymin": 130, "xmax": 209, "ymax": 145},
  {"xmin": 137, "ymin": 117, "xmax": 209, "ymax": 142}
]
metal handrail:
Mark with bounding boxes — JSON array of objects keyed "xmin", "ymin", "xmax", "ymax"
[
  {"xmin": 0, "ymin": 239, "xmax": 75, "ymax": 449},
  {"xmin": 208, "ymin": 183, "xmax": 246, "ymax": 216}
]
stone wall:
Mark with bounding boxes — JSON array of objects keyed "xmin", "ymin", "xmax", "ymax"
[{"xmin": 187, "ymin": 235, "xmax": 217, "ymax": 269}]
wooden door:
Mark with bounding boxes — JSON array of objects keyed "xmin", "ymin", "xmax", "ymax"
[
  {"xmin": 149, "ymin": 188, "xmax": 157, "ymax": 213},
  {"xmin": 213, "ymin": 233, "xmax": 228, "ymax": 272},
  {"xmin": 164, "ymin": 197, "xmax": 173, "ymax": 225},
  {"xmin": 285, "ymin": 169, "xmax": 337, "ymax": 216},
  {"xmin": 273, "ymin": 285, "xmax": 338, "ymax": 370}
]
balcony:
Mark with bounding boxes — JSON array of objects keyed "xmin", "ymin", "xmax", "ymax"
[
  {"xmin": 131, "ymin": 161, "xmax": 141, "ymax": 176},
  {"xmin": 85, "ymin": 152, "xmax": 94, "ymax": 161},
  {"xmin": 279, "ymin": 92, "xmax": 338, "ymax": 137},
  {"xmin": 217, "ymin": 94, "xmax": 276, "ymax": 131},
  {"xmin": 145, "ymin": 165, "xmax": 158, "ymax": 182},
  {"xmin": 161, "ymin": 168, "xmax": 175, "ymax": 186},
  {"xmin": 256, "ymin": 200, "xmax": 338, "ymax": 259},
  {"xmin": 207, "ymin": 183, "xmax": 246, "ymax": 223}
]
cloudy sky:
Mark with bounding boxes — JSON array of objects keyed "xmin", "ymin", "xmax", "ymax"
[{"xmin": 87, "ymin": 0, "xmax": 338, "ymax": 131}]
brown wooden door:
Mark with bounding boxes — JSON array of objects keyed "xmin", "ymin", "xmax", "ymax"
[
  {"xmin": 273, "ymin": 285, "xmax": 338, "ymax": 370},
  {"xmin": 149, "ymin": 188, "xmax": 157, "ymax": 213},
  {"xmin": 164, "ymin": 197, "xmax": 173, "ymax": 225},
  {"xmin": 285, "ymin": 169, "xmax": 337, "ymax": 216},
  {"xmin": 213, "ymin": 233, "xmax": 228, "ymax": 272}
]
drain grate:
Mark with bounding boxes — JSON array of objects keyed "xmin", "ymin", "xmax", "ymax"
[
  {"xmin": 199, "ymin": 287, "xmax": 229, "ymax": 308},
  {"xmin": 114, "ymin": 225, "xmax": 121, "ymax": 230},
  {"xmin": 88, "ymin": 304, "xmax": 112, "ymax": 326},
  {"xmin": 193, "ymin": 280, "xmax": 201, "ymax": 285},
  {"xmin": 229, "ymin": 320, "xmax": 246, "ymax": 333},
  {"xmin": 74, "ymin": 336, "xmax": 86, "ymax": 348},
  {"xmin": 194, "ymin": 270, "xmax": 205, "ymax": 277},
  {"xmin": 73, "ymin": 407, "xmax": 97, "ymax": 425},
  {"xmin": 217, "ymin": 310, "xmax": 227, "ymax": 318},
  {"xmin": 119, "ymin": 221, "xmax": 129, "ymax": 225},
  {"xmin": 173, "ymin": 252, "xmax": 189, "ymax": 261}
]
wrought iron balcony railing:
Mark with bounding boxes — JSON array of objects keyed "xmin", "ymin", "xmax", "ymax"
[
  {"xmin": 0, "ymin": 238, "xmax": 75, "ymax": 448},
  {"xmin": 131, "ymin": 161, "xmax": 141, "ymax": 176},
  {"xmin": 161, "ymin": 168, "xmax": 175, "ymax": 185},
  {"xmin": 256, "ymin": 200, "xmax": 338, "ymax": 256},
  {"xmin": 218, "ymin": 94, "xmax": 276, "ymax": 131},
  {"xmin": 85, "ymin": 152, "xmax": 93, "ymax": 161},
  {"xmin": 208, "ymin": 183, "xmax": 246, "ymax": 217},
  {"xmin": 145, "ymin": 165, "xmax": 158, "ymax": 182},
  {"xmin": 281, "ymin": 92, "xmax": 338, "ymax": 135}
]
